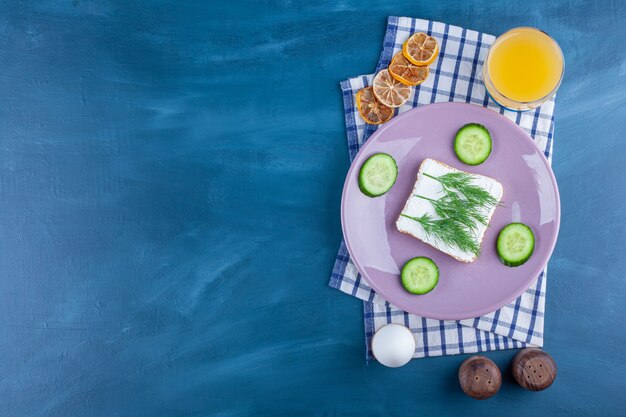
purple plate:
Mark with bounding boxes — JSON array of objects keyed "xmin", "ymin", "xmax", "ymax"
[{"xmin": 341, "ymin": 102, "xmax": 560, "ymax": 320}]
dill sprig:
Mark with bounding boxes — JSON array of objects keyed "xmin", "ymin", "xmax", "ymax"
[
  {"xmin": 402, "ymin": 171, "xmax": 500, "ymax": 256},
  {"xmin": 416, "ymin": 191, "xmax": 488, "ymax": 230},
  {"xmin": 424, "ymin": 172, "xmax": 498, "ymax": 209},
  {"xmin": 400, "ymin": 214, "xmax": 480, "ymax": 255}
]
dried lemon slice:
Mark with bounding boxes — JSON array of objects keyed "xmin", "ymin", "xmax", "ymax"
[
  {"xmin": 356, "ymin": 87, "xmax": 394, "ymax": 125},
  {"xmin": 372, "ymin": 69, "xmax": 411, "ymax": 108},
  {"xmin": 403, "ymin": 32, "xmax": 439, "ymax": 66},
  {"xmin": 388, "ymin": 52, "xmax": 430, "ymax": 86}
]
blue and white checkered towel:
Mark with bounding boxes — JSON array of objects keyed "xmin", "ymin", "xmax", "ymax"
[{"xmin": 330, "ymin": 17, "xmax": 556, "ymax": 360}]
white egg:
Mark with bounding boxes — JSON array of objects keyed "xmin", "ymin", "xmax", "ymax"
[{"xmin": 371, "ymin": 324, "xmax": 415, "ymax": 367}]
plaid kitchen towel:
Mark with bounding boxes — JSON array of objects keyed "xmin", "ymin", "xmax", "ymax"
[{"xmin": 329, "ymin": 16, "xmax": 556, "ymax": 359}]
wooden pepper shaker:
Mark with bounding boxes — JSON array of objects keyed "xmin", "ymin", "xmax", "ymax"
[
  {"xmin": 458, "ymin": 356, "xmax": 502, "ymax": 399},
  {"xmin": 511, "ymin": 348, "xmax": 557, "ymax": 391}
]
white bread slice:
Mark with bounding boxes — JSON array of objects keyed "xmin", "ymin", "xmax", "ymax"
[{"xmin": 396, "ymin": 158, "xmax": 503, "ymax": 263}]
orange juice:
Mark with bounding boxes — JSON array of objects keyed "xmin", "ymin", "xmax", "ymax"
[{"xmin": 484, "ymin": 27, "xmax": 563, "ymax": 110}]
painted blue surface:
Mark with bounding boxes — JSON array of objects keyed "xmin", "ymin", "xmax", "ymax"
[{"xmin": 0, "ymin": 1, "xmax": 624, "ymax": 416}]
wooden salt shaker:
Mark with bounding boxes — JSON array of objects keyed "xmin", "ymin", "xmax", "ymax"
[
  {"xmin": 511, "ymin": 348, "xmax": 557, "ymax": 391},
  {"xmin": 458, "ymin": 356, "xmax": 502, "ymax": 399}
]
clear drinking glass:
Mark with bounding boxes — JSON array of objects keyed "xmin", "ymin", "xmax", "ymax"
[{"xmin": 483, "ymin": 27, "xmax": 564, "ymax": 111}]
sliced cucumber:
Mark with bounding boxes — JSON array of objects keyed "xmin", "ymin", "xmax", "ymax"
[
  {"xmin": 497, "ymin": 223, "xmax": 535, "ymax": 267},
  {"xmin": 454, "ymin": 123, "xmax": 492, "ymax": 165},
  {"xmin": 358, "ymin": 153, "xmax": 398, "ymax": 197},
  {"xmin": 401, "ymin": 257, "xmax": 439, "ymax": 295}
]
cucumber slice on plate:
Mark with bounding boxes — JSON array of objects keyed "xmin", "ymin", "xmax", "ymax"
[
  {"xmin": 401, "ymin": 257, "xmax": 439, "ymax": 294},
  {"xmin": 497, "ymin": 223, "xmax": 535, "ymax": 267},
  {"xmin": 454, "ymin": 123, "xmax": 492, "ymax": 165},
  {"xmin": 358, "ymin": 153, "xmax": 398, "ymax": 197}
]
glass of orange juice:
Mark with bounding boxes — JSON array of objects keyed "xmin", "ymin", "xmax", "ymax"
[{"xmin": 483, "ymin": 27, "xmax": 564, "ymax": 111}]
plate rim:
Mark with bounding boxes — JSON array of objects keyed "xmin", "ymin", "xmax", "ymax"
[{"xmin": 340, "ymin": 102, "xmax": 561, "ymax": 320}]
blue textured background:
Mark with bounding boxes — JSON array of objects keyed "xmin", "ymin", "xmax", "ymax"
[{"xmin": 0, "ymin": 1, "xmax": 624, "ymax": 416}]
